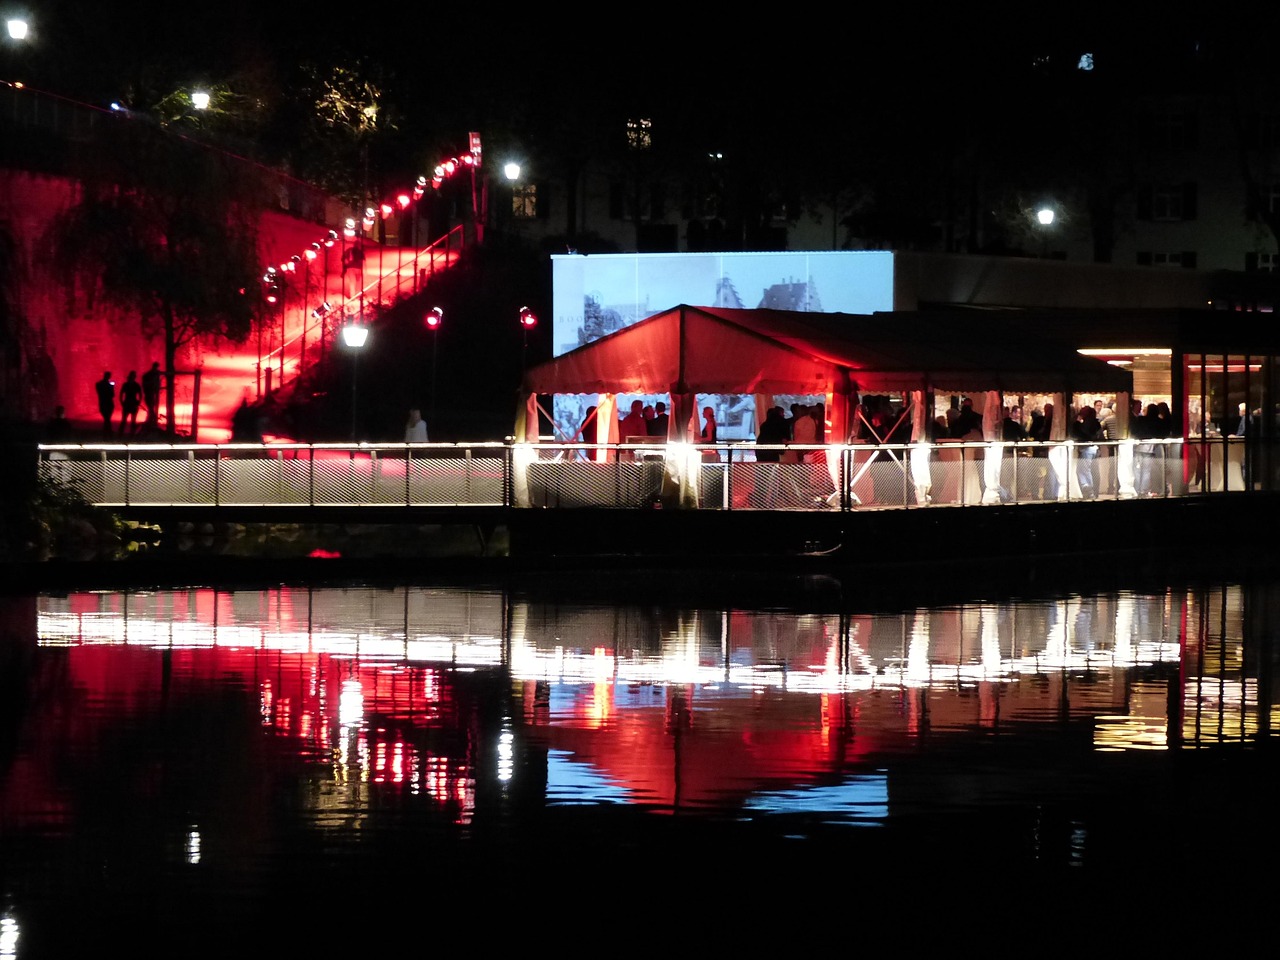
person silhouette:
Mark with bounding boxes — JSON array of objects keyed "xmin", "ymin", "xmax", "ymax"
[
  {"xmin": 94, "ymin": 371, "xmax": 115, "ymax": 435},
  {"xmin": 119, "ymin": 371, "xmax": 143, "ymax": 435},
  {"xmin": 142, "ymin": 362, "xmax": 162, "ymax": 428}
]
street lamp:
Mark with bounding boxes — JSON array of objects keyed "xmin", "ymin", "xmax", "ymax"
[
  {"xmin": 519, "ymin": 306, "xmax": 537, "ymax": 378},
  {"xmin": 5, "ymin": 17, "xmax": 30, "ymax": 86},
  {"xmin": 425, "ymin": 307, "xmax": 442, "ymax": 421},
  {"xmin": 1036, "ymin": 206, "xmax": 1055, "ymax": 258},
  {"xmin": 342, "ymin": 323, "xmax": 369, "ymax": 441}
]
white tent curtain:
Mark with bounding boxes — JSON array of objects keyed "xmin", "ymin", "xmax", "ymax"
[
  {"xmin": 597, "ymin": 393, "xmax": 618, "ymax": 461},
  {"xmin": 521, "ymin": 392, "xmax": 539, "ymax": 442},
  {"xmin": 982, "ymin": 390, "xmax": 1003, "ymax": 504},
  {"xmin": 1047, "ymin": 391, "xmax": 1068, "ymax": 497},
  {"xmin": 908, "ymin": 389, "xmax": 931, "ymax": 503},
  {"xmin": 671, "ymin": 392, "xmax": 697, "ymax": 443},
  {"xmin": 1114, "ymin": 390, "xmax": 1136, "ymax": 497},
  {"xmin": 754, "ymin": 394, "xmax": 772, "ymax": 440},
  {"xmin": 512, "ymin": 393, "xmax": 540, "ymax": 506}
]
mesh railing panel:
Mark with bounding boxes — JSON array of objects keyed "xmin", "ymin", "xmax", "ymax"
[
  {"xmin": 525, "ymin": 459, "xmax": 664, "ymax": 508},
  {"xmin": 36, "ymin": 439, "xmax": 1210, "ymax": 511},
  {"xmin": 407, "ymin": 454, "xmax": 505, "ymax": 506}
]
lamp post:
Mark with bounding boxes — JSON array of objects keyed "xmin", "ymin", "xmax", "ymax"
[
  {"xmin": 1036, "ymin": 206, "xmax": 1055, "ymax": 259},
  {"xmin": 342, "ymin": 323, "xmax": 369, "ymax": 441},
  {"xmin": 301, "ymin": 244, "xmax": 318, "ymax": 376},
  {"xmin": 519, "ymin": 306, "xmax": 537, "ymax": 379},
  {"xmin": 425, "ymin": 307, "xmax": 443, "ymax": 423},
  {"xmin": 4, "ymin": 18, "xmax": 29, "ymax": 82}
]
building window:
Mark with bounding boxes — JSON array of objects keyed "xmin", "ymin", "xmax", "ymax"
[
  {"xmin": 1260, "ymin": 253, "xmax": 1278, "ymax": 273},
  {"xmin": 512, "ymin": 184, "xmax": 537, "ymax": 220},
  {"xmin": 1138, "ymin": 182, "xmax": 1197, "ymax": 221},
  {"xmin": 626, "ymin": 118, "xmax": 652, "ymax": 150},
  {"xmin": 1152, "ymin": 185, "xmax": 1184, "ymax": 220},
  {"xmin": 1138, "ymin": 251, "xmax": 1197, "ymax": 269},
  {"xmin": 1150, "ymin": 108, "xmax": 1198, "ymax": 149},
  {"xmin": 1265, "ymin": 184, "xmax": 1280, "ymax": 214}
]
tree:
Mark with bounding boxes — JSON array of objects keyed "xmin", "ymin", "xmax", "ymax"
[{"xmin": 46, "ymin": 119, "xmax": 265, "ymax": 433}]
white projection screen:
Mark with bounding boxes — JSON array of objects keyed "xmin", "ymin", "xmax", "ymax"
[{"xmin": 548, "ymin": 251, "xmax": 896, "ymax": 441}]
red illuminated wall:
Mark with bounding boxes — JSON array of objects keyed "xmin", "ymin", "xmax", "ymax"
[{"xmin": 1, "ymin": 169, "xmax": 358, "ymax": 438}]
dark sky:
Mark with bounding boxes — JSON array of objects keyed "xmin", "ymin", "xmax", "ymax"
[{"xmin": 17, "ymin": 5, "xmax": 1279, "ymax": 180}]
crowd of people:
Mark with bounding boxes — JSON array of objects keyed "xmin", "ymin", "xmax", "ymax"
[
  {"xmin": 92, "ymin": 363, "xmax": 163, "ymax": 437},
  {"xmin": 561, "ymin": 392, "xmax": 1187, "ymax": 502}
]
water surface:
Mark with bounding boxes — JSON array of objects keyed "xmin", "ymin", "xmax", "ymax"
[{"xmin": 0, "ymin": 575, "xmax": 1275, "ymax": 952}]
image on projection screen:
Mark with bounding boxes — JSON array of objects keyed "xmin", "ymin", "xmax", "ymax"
[{"xmin": 547, "ymin": 251, "xmax": 895, "ymax": 442}]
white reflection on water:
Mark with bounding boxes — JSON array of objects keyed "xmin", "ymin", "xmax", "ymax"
[{"xmin": 26, "ymin": 580, "xmax": 1276, "ymax": 828}]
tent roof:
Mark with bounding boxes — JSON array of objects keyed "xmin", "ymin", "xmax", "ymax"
[{"xmin": 521, "ymin": 304, "xmax": 1134, "ymax": 396}]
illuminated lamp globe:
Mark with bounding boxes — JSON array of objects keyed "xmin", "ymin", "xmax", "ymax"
[
  {"xmin": 342, "ymin": 325, "xmax": 369, "ymax": 348},
  {"xmin": 1036, "ymin": 208, "xmax": 1055, "ymax": 226},
  {"xmin": 504, "ymin": 162, "xmax": 521, "ymax": 181}
]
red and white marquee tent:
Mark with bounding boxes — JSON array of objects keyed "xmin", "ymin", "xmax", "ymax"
[{"xmin": 517, "ymin": 303, "xmax": 1134, "ymax": 446}]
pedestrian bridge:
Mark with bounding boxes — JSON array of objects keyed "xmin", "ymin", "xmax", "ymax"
[{"xmin": 36, "ymin": 436, "xmax": 1255, "ymax": 513}]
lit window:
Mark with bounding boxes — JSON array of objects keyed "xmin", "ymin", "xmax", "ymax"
[
  {"xmin": 626, "ymin": 118, "xmax": 652, "ymax": 150},
  {"xmin": 512, "ymin": 183, "xmax": 537, "ymax": 219}
]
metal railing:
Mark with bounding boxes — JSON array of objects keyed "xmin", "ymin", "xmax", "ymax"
[{"xmin": 37, "ymin": 436, "xmax": 1265, "ymax": 511}]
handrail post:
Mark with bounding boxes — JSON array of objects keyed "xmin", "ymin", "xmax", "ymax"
[
  {"xmin": 124, "ymin": 447, "xmax": 131, "ymax": 506},
  {"xmin": 465, "ymin": 446, "xmax": 473, "ymax": 505},
  {"xmin": 724, "ymin": 446, "xmax": 732, "ymax": 511}
]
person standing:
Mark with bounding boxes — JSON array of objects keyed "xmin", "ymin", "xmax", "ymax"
[
  {"xmin": 648, "ymin": 401, "xmax": 669, "ymax": 438},
  {"xmin": 404, "ymin": 408, "xmax": 428, "ymax": 442},
  {"xmin": 119, "ymin": 371, "xmax": 143, "ymax": 435},
  {"xmin": 619, "ymin": 399, "xmax": 646, "ymax": 440},
  {"xmin": 1071, "ymin": 403, "xmax": 1103, "ymax": 499},
  {"xmin": 94, "ymin": 371, "xmax": 115, "ymax": 435},
  {"xmin": 700, "ymin": 405, "xmax": 719, "ymax": 462},
  {"xmin": 141, "ymin": 362, "xmax": 162, "ymax": 429}
]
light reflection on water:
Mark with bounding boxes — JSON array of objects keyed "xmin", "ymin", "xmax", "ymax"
[{"xmin": 0, "ymin": 577, "xmax": 1276, "ymax": 947}]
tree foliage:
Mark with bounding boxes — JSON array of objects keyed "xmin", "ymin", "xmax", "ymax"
[{"xmin": 45, "ymin": 120, "xmax": 266, "ymax": 430}]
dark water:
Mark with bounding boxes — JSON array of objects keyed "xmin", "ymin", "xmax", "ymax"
[{"xmin": 1, "ymin": 571, "xmax": 1277, "ymax": 953}]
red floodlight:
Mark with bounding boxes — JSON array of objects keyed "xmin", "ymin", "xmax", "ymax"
[
  {"xmin": 325, "ymin": 230, "xmax": 338, "ymax": 247},
  {"xmin": 425, "ymin": 306, "xmax": 443, "ymax": 330},
  {"xmin": 396, "ymin": 194, "xmax": 411, "ymax": 209},
  {"xmin": 519, "ymin": 306, "xmax": 537, "ymax": 329},
  {"xmin": 380, "ymin": 202, "xmax": 394, "ymax": 218}
]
